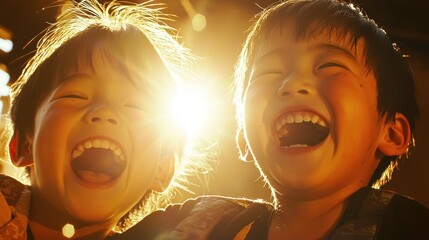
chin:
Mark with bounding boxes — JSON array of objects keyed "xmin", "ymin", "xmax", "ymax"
[
  {"xmin": 72, "ymin": 209, "xmax": 117, "ymax": 224},
  {"xmin": 271, "ymin": 174, "xmax": 330, "ymax": 195},
  {"xmin": 64, "ymin": 198, "xmax": 120, "ymax": 224}
]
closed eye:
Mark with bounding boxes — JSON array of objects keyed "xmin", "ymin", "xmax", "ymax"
[
  {"xmin": 252, "ymin": 70, "xmax": 284, "ymax": 80},
  {"xmin": 124, "ymin": 104, "xmax": 145, "ymax": 111},
  {"xmin": 55, "ymin": 94, "xmax": 87, "ymax": 100},
  {"xmin": 317, "ymin": 62, "xmax": 348, "ymax": 70}
]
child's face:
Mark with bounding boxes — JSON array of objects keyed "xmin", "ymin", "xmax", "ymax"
[
  {"xmin": 243, "ymin": 23, "xmax": 386, "ymax": 198},
  {"xmin": 27, "ymin": 50, "xmax": 169, "ymax": 223}
]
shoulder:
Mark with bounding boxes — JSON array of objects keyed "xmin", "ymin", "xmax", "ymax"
[
  {"xmin": 0, "ymin": 174, "xmax": 30, "ymax": 209},
  {"xmin": 167, "ymin": 196, "xmax": 272, "ymax": 240},
  {"xmin": 109, "ymin": 195, "xmax": 272, "ymax": 240},
  {"xmin": 0, "ymin": 174, "xmax": 31, "ymax": 238},
  {"xmin": 387, "ymin": 191, "xmax": 429, "ymax": 215},
  {"xmin": 332, "ymin": 187, "xmax": 429, "ymax": 239},
  {"xmin": 378, "ymin": 191, "xmax": 429, "ymax": 239}
]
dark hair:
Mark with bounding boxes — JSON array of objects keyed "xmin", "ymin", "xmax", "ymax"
[
  {"xmin": 6, "ymin": 0, "xmax": 198, "ymax": 232},
  {"xmin": 11, "ymin": 26, "xmax": 175, "ymax": 156},
  {"xmin": 234, "ymin": 0, "xmax": 419, "ymax": 187}
]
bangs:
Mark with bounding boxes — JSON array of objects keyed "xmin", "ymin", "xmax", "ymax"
[
  {"xmin": 52, "ymin": 26, "xmax": 172, "ymax": 91},
  {"xmin": 255, "ymin": 0, "xmax": 386, "ymax": 74}
]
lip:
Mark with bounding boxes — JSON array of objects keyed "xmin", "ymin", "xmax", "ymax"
[
  {"xmin": 271, "ymin": 105, "xmax": 330, "ymax": 154},
  {"xmin": 69, "ymin": 136, "xmax": 127, "ymax": 188},
  {"xmin": 274, "ymin": 142, "xmax": 326, "ymax": 155}
]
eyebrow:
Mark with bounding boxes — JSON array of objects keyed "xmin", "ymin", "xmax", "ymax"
[
  {"xmin": 254, "ymin": 43, "xmax": 358, "ymax": 66},
  {"xmin": 54, "ymin": 73, "xmax": 91, "ymax": 87},
  {"xmin": 254, "ymin": 47, "xmax": 289, "ymax": 66},
  {"xmin": 308, "ymin": 43, "xmax": 358, "ymax": 63},
  {"xmin": 61, "ymin": 73, "xmax": 92, "ymax": 82}
]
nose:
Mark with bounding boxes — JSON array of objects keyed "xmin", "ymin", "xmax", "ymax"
[
  {"xmin": 85, "ymin": 104, "xmax": 120, "ymax": 126},
  {"xmin": 277, "ymin": 74, "xmax": 313, "ymax": 97}
]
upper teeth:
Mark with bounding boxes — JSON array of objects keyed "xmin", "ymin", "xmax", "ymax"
[
  {"xmin": 71, "ymin": 138, "xmax": 125, "ymax": 161},
  {"xmin": 276, "ymin": 111, "xmax": 327, "ymax": 132}
]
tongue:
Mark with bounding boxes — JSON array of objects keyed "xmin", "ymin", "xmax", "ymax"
[
  {"xmin": 71, "ymin": 148, "xmax": 126, "ymax": 184},
  {"xmin": 279, "ymin": 122, "xmax": 329, "ymax": 147},
  {"xmin": 77, "ymin": 171, "xmax": 113, "ymax": 184}
]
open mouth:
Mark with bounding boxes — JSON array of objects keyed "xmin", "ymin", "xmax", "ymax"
[
  {"xmin": 275, "ymin": 111, "xmax": 329, "ymax": 149},
  {"xmin": 71, "ymin": 139, "xmax": 126, "ymax": 184}
]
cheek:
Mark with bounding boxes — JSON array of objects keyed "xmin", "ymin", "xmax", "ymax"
[
  {"xmin": 244, "ymin": 98, "xmax": 266, "ymax": 141},
  {"xmin": 321, "ymin": 81, "xmax": 375, "ymax": 154},
  {"xmin": 243, "ymin": 96, "xmax": 273, "ymax": 161},
  {"xmin": 323, "ymin": 79, "xmax": 375, "ymax": 119},
  {"xmin": 324, "ymin": 80, "xmax": 381, "ymax": 156},
  {"xmin": 131, "ymin": 124, "xmax": 159, "ymax": 150},
  {"xmin": 129, "ymin": 126, "xmax": 161, "ymax": 168},
  {"xmin": 35, "ymin": 107, "xmax": 73, "ymax": 140},
  {"xmin": 244, "ymin": 83, "xmax": 275, "ymax": 122},
  {"xmin": 32, "ymin": 105, "xmax": 83, "ymax": 163},
  {"xmin": 127, "ymin": 146, "xmax": 160, "ymax": 194}
]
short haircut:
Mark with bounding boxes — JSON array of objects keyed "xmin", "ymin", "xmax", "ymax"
[
  {"xmin": 234, "ymin": 0, "xmax": 419, "ymax": 188},
  {"xmin": 5, "ymin": 0, "xmax": 206, "ymax": 232}
]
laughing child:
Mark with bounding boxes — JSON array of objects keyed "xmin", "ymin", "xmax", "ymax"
[
  {"xmin": 0, "ymin": 0, "xmax": 203, "ymax": 239},
  {"xmin": 231, "ymin": 0, "xmax": 429, "ymax": 238},
  {"xmin": 115, "ymin": 0, "xmax": 429, "ymax": 239}
]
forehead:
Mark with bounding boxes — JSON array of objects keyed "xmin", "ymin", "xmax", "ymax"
[
  {"xmin": 51, "ymin": 48, "xmax": 174, "ymax": 106},
  {"xmin": 255, "ymin": 22, "xmax": 367, "ymax": 63},
  {"xmin": 52, "ymin": 31, "xmax": 172, "ymax": 90}
]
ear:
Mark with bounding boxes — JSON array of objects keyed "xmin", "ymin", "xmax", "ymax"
[
  {"xmin": 236, "ymin": 128, "xmax": 253, "ymax": 162},
  {"xmin": 377, "ymin": 113, "xmax": 411, "ymax": 157},
  {"xmin": 150, "ymin": 157, "xmax": 175, "ymax": 192},
  {"xmin": 9, "ymin": 133, "xmax": 34, "ymax": 167}
]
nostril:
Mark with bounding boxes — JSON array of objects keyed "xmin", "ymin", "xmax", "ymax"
[
  {"xmin": 297, "ymin": 89, "xmax": 309, "ymax": 94},
  {"xmin": 91, "ymin": 117, "xmax": 101, "ymax": 122},
  {"xmin": 108, "ymin": 119, "xmax": 118, "ymax": 125},
  {"xmin": 281, "ymin": 91, "xmax": 290, "ymax": 97},
  {"xmin": 90, "ymin": 117, "xmax": 117, "ymax": 124}
]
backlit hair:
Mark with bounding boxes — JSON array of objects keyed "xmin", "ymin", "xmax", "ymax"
[
  {"xmin": 3, "ymin": 0, "xmax": 210, "ymax": 233},
  {"xmin": 233, "ymin": 0, "xmax": 419, "ymax": 204}
]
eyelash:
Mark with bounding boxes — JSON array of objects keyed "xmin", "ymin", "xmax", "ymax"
[
  {"xmin": 124, "ymin": 104, "xmax": 145, "ymax": 111},
  {"xmin": 253, "ymin": 70, "xmax": 284, "ymax": 79},
  {"xmin": 317, "ymin": 62, "xmax": 347, "ymax": 70},
  {"xmin": 57, "ymin": 94, "xmax": 86, "ymax": 99}
]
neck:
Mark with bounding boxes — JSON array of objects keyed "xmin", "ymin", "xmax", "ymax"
[
  {"xmin": 29, "ymin": 192, "xmax": 117, "ymax": 240},
  {"xmin": 269, "ymin": 185, "xmax": 364, "ymax": 239},
  {"xmin": 29, "ymin": 220, "xmax": 113, "ymax": 240}
]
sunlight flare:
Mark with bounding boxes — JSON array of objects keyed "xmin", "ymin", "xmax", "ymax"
[{"xmin": 170, "ymin": 86, "xmax": 212, "ymax": 137}]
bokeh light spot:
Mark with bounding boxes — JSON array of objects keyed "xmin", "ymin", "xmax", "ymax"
[
  {"xmin": 192, "ymin": 14, "xmax": 206, "ymax": 32},
  {"xmin": 0, "ymin": 38, "xmax": 13, "ymax": 53},
  {"xmin": 62, "ymin": 223, "xmax": 75, "ymax": 238}
]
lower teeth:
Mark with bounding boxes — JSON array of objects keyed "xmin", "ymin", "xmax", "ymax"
[{"xmin": 282, "ymin": 144, "xmax": 309, "ymax": 148}]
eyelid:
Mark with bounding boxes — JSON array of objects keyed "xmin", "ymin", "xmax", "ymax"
[
  {"xmin": 317, "ymin": 62, "xmax": 349, "ymax": 70},
  {"xmin": 252, "ymin": 70, "xmax": 284, "ymax": 79},
  {"xmin": 54, "ymin": 93, "xmax": 87, "ymax": 100},
  {"xmin": 124, "ymin": 103, "xmax": 145, "ymax": 110}
]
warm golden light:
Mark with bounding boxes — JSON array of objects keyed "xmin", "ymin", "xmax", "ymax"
[
  {"xmin": 0, "ymin": 66, "xmax": 10, "ymax": 117},
  {"xmin": 0, "ymin": 67, "xmax": 9, "ymax": 90},
  {"xmin": 0, "ymin": 26, "xmax": 13, "ymax": 53},
  {"xmin": 181, "ymin": 0, "xmax": 206, "ymax": 32},
  {"xmin": 0, "ymin": 38, "xmax": 12, "ymax": 53},
  {"xmin": 170, "ymin": 85, "xmax": 213, "ymax": 137},
  {"xmin": 192, "ymin": 14, "xmax": 206, "ymax": 32},
  {"xmin": 62, "ymin": 223, "xmax": 75, "ymax": 238}
]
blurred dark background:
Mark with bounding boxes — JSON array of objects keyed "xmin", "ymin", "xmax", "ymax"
[{"xmin": 1, "ymin": 0, "xmax": 428, "ymax": 207}]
